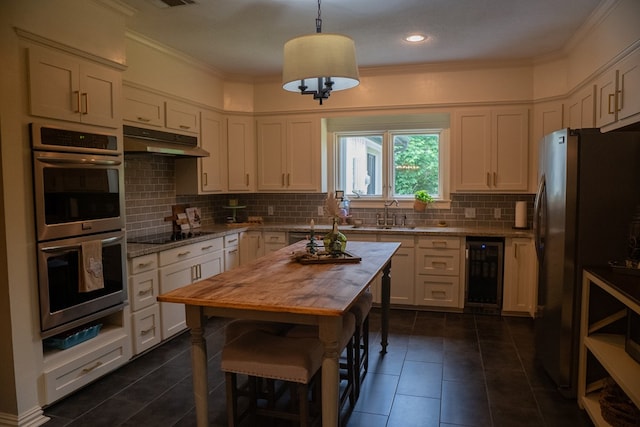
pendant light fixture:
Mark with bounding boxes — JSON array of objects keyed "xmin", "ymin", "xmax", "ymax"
[{"xmin": 282, "ymin": 0, "xmax": 360, "ymax": 105}]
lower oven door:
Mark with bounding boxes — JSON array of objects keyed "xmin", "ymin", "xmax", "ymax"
[{"xmin": 37, "ymin": 230, "xmax": 127, "ymax": 336}]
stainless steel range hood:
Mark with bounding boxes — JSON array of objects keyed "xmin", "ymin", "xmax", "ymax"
[{"xmin": 123, "ymin": 125, "xmax": 210, "ymax": 157}]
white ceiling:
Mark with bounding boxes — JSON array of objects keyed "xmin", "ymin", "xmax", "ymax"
[{"xmin": 118, "ymin": 0, "xmax": 603, "ymax": 78}]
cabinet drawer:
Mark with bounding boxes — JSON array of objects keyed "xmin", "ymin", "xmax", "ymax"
[
  {"xmin": 416, "ymin": 248, "xmax": 461, "ymax": 276},
  {"xmin": 379, "ymin": 234, "xmax": 415, "ymax": 248},
  {"xmin": 263, "ymin": 232, "xmax": 286, "ymax": 245},
  {"xmin": 128, "ymin": 253, "xmax": 158, "ymax": 275},
  {"xmin": 43, "ymin": 330, "xmax": 130, "ymax": 404},
  {"xmin": 224, "ymin": 233, "xmax": 240, "ymax": 248},
  {"xmin": 131, "ymin": 305, "xmax": 161, "ymax": 355},
  {"xmin": 415, "ymin": 275, "xmax": 460, "ymax": 308},
  {"xmin": 129, "ymin": 269, "xmax": 159, "ymax": 312},
  {"xmin": 417, "ymin": 237, "xmax": 461, "ymax": 249},
  {"xmin": 159, "ymin": 237, "xmax": 223, "ymax": 266}
]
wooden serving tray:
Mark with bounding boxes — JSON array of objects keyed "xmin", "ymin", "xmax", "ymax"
[{"xmin": 296, "ymin": 250, "xmax": 362, "ymax": 264}]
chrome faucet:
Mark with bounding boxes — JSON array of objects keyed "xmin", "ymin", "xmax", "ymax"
[{"xmin": 381, "ymin": 199, "xmax": 399, "ymax": 226}]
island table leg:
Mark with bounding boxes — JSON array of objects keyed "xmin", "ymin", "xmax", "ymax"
[
  {"xmin": 380, "ymin": 261, "xmax": 391, "ymax": 354},
  {"xmin": 185, "ymin": 305, "xmax": 209, "ymax": 427}
]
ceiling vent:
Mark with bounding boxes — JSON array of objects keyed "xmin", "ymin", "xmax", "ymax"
[{"xmin": 148, "ymin": 0, "xmax": 197, "ymax": 8}]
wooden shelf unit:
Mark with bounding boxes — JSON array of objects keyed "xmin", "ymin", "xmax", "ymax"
[{"xmin": 578, "ymin": 268, "xmax": 640, "ymax": 426}]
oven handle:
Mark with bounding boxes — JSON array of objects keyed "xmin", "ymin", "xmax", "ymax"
[
  {"xmin": 35, "ymin": 155, "xmax": 122, "ymax": 166},
  {"xmin": 41, "ymin": 235, "xmax": 123, "ymax": 253}
]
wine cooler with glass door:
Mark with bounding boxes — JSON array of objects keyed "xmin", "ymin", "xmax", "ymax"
[{"xmin": 465, "ymin": 237, "xmax": 504, "ymax": 314}]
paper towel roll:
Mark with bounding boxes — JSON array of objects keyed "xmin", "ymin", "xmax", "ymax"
[{"xmin": 515, "ymin": 201, "xmax": 527, "ymax": 228}]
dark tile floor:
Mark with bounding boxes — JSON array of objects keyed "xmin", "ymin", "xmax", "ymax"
[{"xmin": 43, "ymin": 309, "xmax": 594, "ymax": 427}]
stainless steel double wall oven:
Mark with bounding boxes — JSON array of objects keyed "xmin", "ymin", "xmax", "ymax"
[{"xmin": 31, "ymin": 123, "xmax": 127, "ymax": 337}]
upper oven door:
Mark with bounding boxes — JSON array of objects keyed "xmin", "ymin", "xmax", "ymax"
[{"xmin": 33, "ymin": 151, "xmax": 125, "ymax": 241}]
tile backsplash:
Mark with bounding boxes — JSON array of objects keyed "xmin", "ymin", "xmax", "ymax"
[{"xmin": 124, "ymin": 155, "xmax": 534, "ymax": 239}]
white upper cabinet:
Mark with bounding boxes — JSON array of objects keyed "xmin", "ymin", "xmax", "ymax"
[
  {"xmin": 227, "ymin": 115, "xmax": 256, "ymax": 192},
  {"xmin": 28, "ymin": 46, "xmax": 121, "ymax": 128},
  {"xmin": 566, "ymin": 85, "xmax": 596, "ymax": 129},
  {"xmin": 123, "ymin": 86, "xmax": 165, "ymax": 127},
  {"xmin": 165, "ymin": 99, "xmax": 200, "ymax": 134},
  {"xmin": 199, "ymin": 110, "xmax": 227, "ymax": 193},
  {"xmin": 176, "ymin": 109, "xmax": 226, "ymax": 194},
  {"xmin": 596, "ymin": 49, "xmax": 640, "ymax": 131},
  {"xmin": 453, "ymin": 108, "xmax": 529, "ymax": 192},
  {"xmin": 256, "ymin": 116, "xmax": 321, "ymax": 192}
]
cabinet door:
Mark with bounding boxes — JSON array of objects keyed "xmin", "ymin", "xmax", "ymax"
[
  {"xmin": 617, "ymin": 50, "xmax": 640, "ymax": 124},
  {"xmin": 79, "ymin": 61, "xmax": 121, "ymax": 128},
  {"xmin": 29, "ymin": 47, "xmax": 81, "ymax": 123},
  {"xmin": 566, "ymin": 85, "xmax": 595, "ymax": 129},
  {"xmin": 256, "ymin": 119, "xmax": 287, "ymax": 190},
  {"xmin": 158, "ymin": 259, "xmax": 195, "ymax": 339},
  {"xmin": 347, "ymin": 234, "xmax": 381, "ymax": 302},
  {"xmin": 286, "ymin": 118, "xmax": 320, "ymax": 191},
  {"xmin": 123, "ymin": 86, "xmax": 165, "ymax": 127},
  {"xmin": 227, "ymin": 115, "xmax": 255, "ymax": 192},
  {"xmin": 595, "ymin": 69, "xmax": 617, "ymax": 128},
  {"xmin": 492, "ymin": 108, "xmax": 529, "ymax": 191},
  {"xmin": 200, "ymin": 110, "xmax": 227, "ymax": 192},
  {"xmin": 240, "ymin": 231, "xmax": 264, "ymax": 265},
  {"xmin": 165, "ymin": 100, "xmax": 199, "ymax": 134},
  {"xmin": 28, "ymin": 46, "xmax": 120, "ymax": 128},
  {"xmin": 502, "ymin": 238, "xmax": 537, "ymax": 316},
  {"xmin": 453, "ymin": 110, "xmax": 492, "ymax": 191},
  {"xmin": 199, "ymin": 251, "xmax": 224, "ymax": 279}
]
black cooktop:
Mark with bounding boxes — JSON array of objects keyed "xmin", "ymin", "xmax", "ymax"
[{"xmin": 127, "ymin": 231, "xmax": 210, "ymax": 245}]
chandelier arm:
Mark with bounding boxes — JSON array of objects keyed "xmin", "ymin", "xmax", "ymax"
[{"xmin": 316, "ymin": 0, "xmax": 322, "ymax": 33}]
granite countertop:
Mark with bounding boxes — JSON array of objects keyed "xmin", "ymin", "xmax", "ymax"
[{"xmin": 127, "ymin": 223, "xmax": 533, "ymax": 259}]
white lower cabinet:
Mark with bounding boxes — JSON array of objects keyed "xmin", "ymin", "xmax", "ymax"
[
  {"xmin": 378, "ymin": 234, "xmax": 415, "ymax": 305},
  {"xmin": 224, "ymin": 233, "xmax": 240, "ymax": 271},
  {"xmin": 158, "ymin": 238, "xmax": 223, "ymax": 340},
  {"xmin": 348, "ymin": 234, "xmax": 381, "ymax": 303},
  {"xmin": 42, "ymin": 309, "xmax": 131, "ymax": 404},
  {"xmin": 131, "ymin": 305, "xmax": 161, "ymax": 354},
  {"xmin": 502, "ymin": 237, "xmax": 537, "ymax": 316},
  {"xmin": 263, "ymin": 231, "xmax": 287, "ymax": 254},
  {"xmin": 128, "ymin": 253, "xmax": 161, "ymax": 355},
  {"xmin": 415, "ymin": 237, "xmax": 464, "ymax": 308},
  {"xmin": 240, "ymin": 230, "xmax": 264, "ymax": 265}
]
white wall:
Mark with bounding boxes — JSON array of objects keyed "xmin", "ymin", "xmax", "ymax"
[{"xmin": 0, "ymin": 0, "xmax": 127, "ymax": 423}]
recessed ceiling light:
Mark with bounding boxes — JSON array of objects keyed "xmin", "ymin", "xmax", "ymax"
[{"xmin": 405, "ymin": 34, "xmax": 426, "ymax": 43}]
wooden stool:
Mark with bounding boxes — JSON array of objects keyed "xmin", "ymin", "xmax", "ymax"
[
  {"xmin": 349, "ymin": 291, "xmax": 373, "ymax": 398},
  {"xmin": 224, "ymin": 319, "xmax": 291, "ymax": 343},
  {"xmin": 285, "ymin": 312, "xmax": 357, "ymax": 425},
  {"xmin": 221, "ymin": 329, "xmax": 323, "ymax": 427}
]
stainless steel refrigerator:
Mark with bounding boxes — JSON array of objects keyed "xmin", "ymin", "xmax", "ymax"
[{"xmin": 533, "ymin": 128, "xmax": 640, "ymax": 397}]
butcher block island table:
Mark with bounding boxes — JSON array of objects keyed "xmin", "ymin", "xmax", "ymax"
[{"xmin": 157, "ymin": 240, "xmax": 400, "ymax": 427}]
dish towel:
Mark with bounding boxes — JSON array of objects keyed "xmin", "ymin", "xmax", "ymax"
[{"xmin": 79, "ymin": 240, "xmax": 104, "ymax": 292}]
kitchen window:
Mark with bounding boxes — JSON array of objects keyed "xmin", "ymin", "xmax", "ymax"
[{"xmin": 334, "ymin": 128, "xmax": 449, "ymax": 204}]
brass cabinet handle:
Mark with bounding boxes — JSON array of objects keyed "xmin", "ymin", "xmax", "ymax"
[
  {"xmin": 179, "ymin": 124, "xmax": 191, "ymax": 130},
  {"xmin": 82, "ymin": 361, "xmax": 103, "ymax": 374},
  {"xmin": 608, "ymin": 93, "xmax": 616, "ymax": 114},
  {"xmin": 140, "ymin": 326, "xmax": 155, "ymax": 336},
  {"xmin": 74, "ymin": 91, "xmax": 81, "ymax": 113},
  {"xmin": 137, "ymin": 116, "xmax": 151, "ymax": 122},
  {"xmin": 493, "ymin": 172, "xmax": 497, "ymax": 187},
  {"xmin": 246, "ymin": 173, "xmax": 250, "ymax": 187},
  {"xmin": 486, "ymin": 172, "xmax": 491, "ymax": 187},
  {"xmin": 203, "ymin": 172, "xmax": 208, "ymax": 186},
  {"xmin": 81, "ymin": 92, "xmax": 88, "ymax": 115}
]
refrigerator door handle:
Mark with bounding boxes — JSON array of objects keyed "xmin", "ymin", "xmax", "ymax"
[{"xmin": 533, "ymin": 174, "xmax": 546, "ymax": 264}]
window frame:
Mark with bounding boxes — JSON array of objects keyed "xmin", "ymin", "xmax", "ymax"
[{"xmin": 331, "ymin": 127, "xmax": 451, "ymax": 209}]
